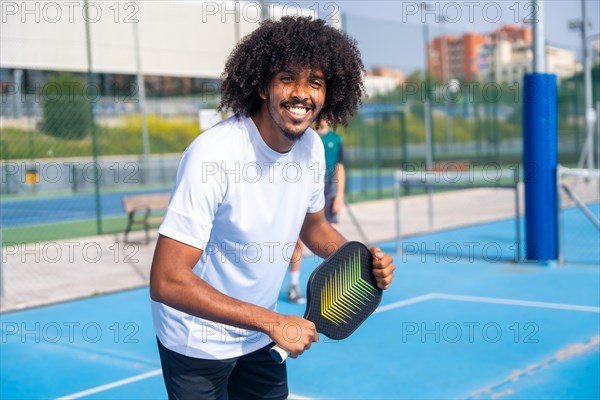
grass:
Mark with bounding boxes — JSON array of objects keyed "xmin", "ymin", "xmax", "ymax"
[{"xmin": 1, "ymin": 216, "xmax": 161, "ymax": 245}]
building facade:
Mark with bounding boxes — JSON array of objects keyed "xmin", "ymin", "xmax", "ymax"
[
  {"xmin": 364, "ymin": 66, "xmax": 405, "ymax": 97},
  {"xmin": 429, "ymin": 24, "xmax": 580, "ymax": 84},
  {"xmin": 1, "ymin": 1, "xmax": 340, "ymax": 100}
]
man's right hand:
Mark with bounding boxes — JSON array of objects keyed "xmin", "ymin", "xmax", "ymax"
[{"xmin": 267, "ymin": 315, "xmax": 318, "ymax": 358}]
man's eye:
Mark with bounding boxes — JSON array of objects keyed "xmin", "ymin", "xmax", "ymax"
[{"xmin": 281, "ymin": 76, "xmax": 293, "ymax": 82}]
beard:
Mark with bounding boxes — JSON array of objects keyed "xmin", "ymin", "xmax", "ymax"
[
  {"xmin": 281, "ymin": 127, "xmax": 305, "ymax": 142},
  {"xmin": 266, "ymin": 94, "xmax": 314, "ymax": 142}
]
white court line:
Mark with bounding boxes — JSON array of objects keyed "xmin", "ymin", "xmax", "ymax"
[
  {"xmin": 56, "ymin": 365, "xmax": 313, "ymax": 400},
  {"xmin": 433, "ymin": 293, "xmax": 600, "ymax": 313},
  {"xmin": 56, "ymin": 369, "xmax": 162, "ymax": 399},
  {"xmin": 373, "ymin": 293, "xmax": 437, "ymax": 314},
  {"xmin": 288, "ymin": 394, "xmax": 316, "ymax": 400},
  {"xmin": 54, "ymin": 293, "xmax": 434, "ymax": 400},
  {"xmin": 56, "ymin": 292, "xmax": 598, "ymax": 399}
]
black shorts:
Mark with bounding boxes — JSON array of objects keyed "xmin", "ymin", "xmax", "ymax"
[{"xmin": 157, "ymin": 338, "xmax": 288, "ymax": 400}]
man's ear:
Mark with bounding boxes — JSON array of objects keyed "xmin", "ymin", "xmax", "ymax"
[{"xmin": 259, "ymin": 87, "xmax": 267, "ymax": 100}]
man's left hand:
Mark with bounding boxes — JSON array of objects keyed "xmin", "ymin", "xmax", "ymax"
[{"xmin": 369, "ymin": 247, "xmax": 395, "ymax": 290}]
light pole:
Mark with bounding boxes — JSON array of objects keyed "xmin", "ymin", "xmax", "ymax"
[
  {"xmin": 439, "ymin": 14, "xmax": 453, "ymax": 152},
  {"xmin": 532, "ymin": 0, "xmax": 545, "ymax": 73},
  {"xmin": 568, "ymin": 0, "xmax": 596, "ymax": 170},
  {"xmin": 84, "ymin": 0, "xmax": 102, "ymax": 234},
  {"xmin": 261, "ymin": 0, "xmax": 270, "ymax": 21},
  {"xmin": 421, "ymin": 2, "xmax": 434, "ymax": 226},
  {"xmin": 132, "ymin": 2, "xmax": 151, "ymax": 182}
]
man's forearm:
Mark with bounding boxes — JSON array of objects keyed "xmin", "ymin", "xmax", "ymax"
[
  {"xmin": 157, "ymin": 273, "xmax": 280, "ymax": 334},
  {"xmin": 150, "ymin": 237, "xmax": 280, "ymax": 335},
  {"xmin": 299, "ymin": 211, "xmax": 346, "ymax": 259}
]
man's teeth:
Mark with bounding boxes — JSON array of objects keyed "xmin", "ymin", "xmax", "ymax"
[{"xmin": 288, "ymin": 106, "xmax": 308, "ymax": 116}]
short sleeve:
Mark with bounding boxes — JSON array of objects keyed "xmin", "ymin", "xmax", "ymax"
[
  {"xmin": 158, "ymin": 145, "xmax": 226, "ymax": 250},
  {"xmin": 307, "ymin": 140, "xmax": 326, "ymax": 214}
]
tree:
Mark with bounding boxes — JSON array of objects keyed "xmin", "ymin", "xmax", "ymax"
[{"xmin": 42, "ymin": 73, "xmax": 92, "ymax": 140}]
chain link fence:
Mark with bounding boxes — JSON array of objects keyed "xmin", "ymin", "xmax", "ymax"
[{"xmin": 1, "ymin": 3, "xmax": 599, "ymax": 310}]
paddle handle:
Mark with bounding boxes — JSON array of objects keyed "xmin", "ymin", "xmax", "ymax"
[{"xmin": 269, "ymin": 344, "xmax": 290, "ymax": 364}]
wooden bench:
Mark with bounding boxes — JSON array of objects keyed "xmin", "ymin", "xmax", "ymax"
[
  {"xmin": 432, "ymin": 161, "xmax": 472, "ymax": 172},
  {"xmin": 122, "ymin": 193, "xmax": 170, "ymax": 244}
]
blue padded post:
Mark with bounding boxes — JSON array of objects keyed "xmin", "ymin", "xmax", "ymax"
[{"xmin": 523, "ymin": 73, "xmax": 558, "ymax": 261}]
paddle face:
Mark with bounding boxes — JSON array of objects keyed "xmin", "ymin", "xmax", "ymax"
[{"xmin": 304, "ymin": 241, "xmax": 382, "ymax": 340}]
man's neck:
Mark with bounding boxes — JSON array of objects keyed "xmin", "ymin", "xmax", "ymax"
[{"xmin": 250, "ymin": 109, "xmax": 295, "ymax": 154}]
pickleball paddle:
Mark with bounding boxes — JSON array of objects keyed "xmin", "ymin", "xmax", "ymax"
[{"xmin": 270, "ymin": 241, "xmax": 382, "ymax": 363}]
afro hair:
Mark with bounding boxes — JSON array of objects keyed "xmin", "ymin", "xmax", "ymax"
[{"xmin": 218, "ymin": 16, "xmax": 365, "ymax": 127}]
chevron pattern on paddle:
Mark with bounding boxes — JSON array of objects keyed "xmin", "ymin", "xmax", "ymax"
[{"xmin": 320, "ymin": 250, "xmax": 378, "ymax": 325}]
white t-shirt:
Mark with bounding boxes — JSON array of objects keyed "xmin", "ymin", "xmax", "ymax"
[{"xmin": 152, "ymin": 115, "xmax": 325, "ymax": 359}]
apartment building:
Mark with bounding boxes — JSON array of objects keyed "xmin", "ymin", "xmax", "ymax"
[{"xmin": 429, "ymin": 24, "xmax": 580, "ymax": 83}]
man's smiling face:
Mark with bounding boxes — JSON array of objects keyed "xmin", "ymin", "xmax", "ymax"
[{"xmin": 262, "ymin": 68, "xmax": 326, "ymax": 143}]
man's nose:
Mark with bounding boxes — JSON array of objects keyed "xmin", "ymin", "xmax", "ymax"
[{"xmin": 289, "ymin": 81, "xmax": 309, "ymax": 101}]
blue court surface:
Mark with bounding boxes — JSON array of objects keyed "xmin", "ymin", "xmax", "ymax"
[
  {"xmin": 1, "ymin": 210, "xmax": 599, "ymax": 399},
  {"xmin": 0, "ymin": 189, "xmax": 170, "ymax": 228}
]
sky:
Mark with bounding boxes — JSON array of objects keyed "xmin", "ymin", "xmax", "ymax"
[{"xmin": 292, "ymin": 0, "xmax": 600, "ymax": 73}]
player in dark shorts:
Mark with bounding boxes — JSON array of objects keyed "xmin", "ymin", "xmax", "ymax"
[{"xmin": 150, "ymin": 16, "xmax": 395, "ymax": 400}]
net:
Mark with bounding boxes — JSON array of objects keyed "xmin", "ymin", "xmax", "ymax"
[{"xmin": 557, "ymin": 166, "xmax": 600, "ymax": 265}]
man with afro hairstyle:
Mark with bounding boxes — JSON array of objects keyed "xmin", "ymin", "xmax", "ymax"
[{"xmin": 150, "ymin": 16, "xmax": 395, "ymax": 399}]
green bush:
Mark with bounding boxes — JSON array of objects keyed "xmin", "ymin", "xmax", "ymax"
[
  {"xmin": 42, "ymin": 73, "xmax": 92, "ymax": 140},
  {"xmin": 0, "ymin": 114, "xmax": 201, "ymax": 160},
  {"xmin": 119, "ymin": 114, "xmax": 200, "ymax": 154}
]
